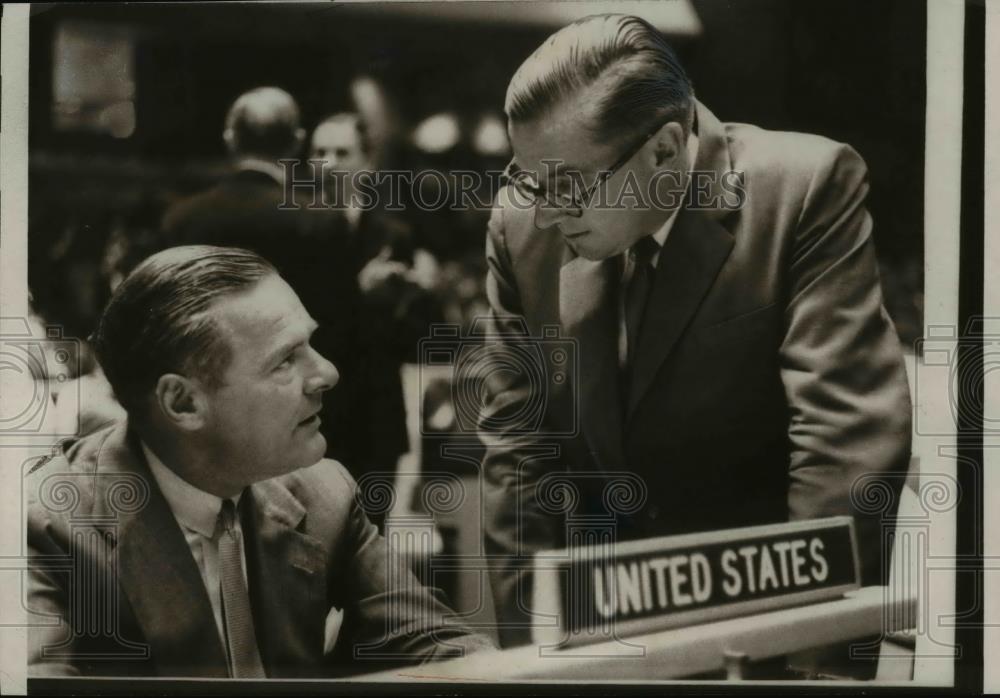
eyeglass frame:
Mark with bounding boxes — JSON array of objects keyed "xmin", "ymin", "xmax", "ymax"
[{"xmin": 502, "ymin": 114, "xmax": 680, "ymax": 218}]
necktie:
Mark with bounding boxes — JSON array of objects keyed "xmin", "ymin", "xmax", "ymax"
[
  {"xmin": 218, "ymin": 499, "xmax": 266, "ymax": 678},
  {"xmin": 624, "ymin": 235, "xmax": 659, "ymax": 365},
  {"xmin": 621, "ymin": 236, "xmax": 659, "ymax": 408}
]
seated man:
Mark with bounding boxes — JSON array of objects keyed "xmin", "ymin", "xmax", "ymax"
[
  {"xmin": 160, "ymin": 87, "xmax": 366, "ymax": 481},
  {"xmin": 26, "ymin": 245, "xmax": 494, "ymax": 678}
]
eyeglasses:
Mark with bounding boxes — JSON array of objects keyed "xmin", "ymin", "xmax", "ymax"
[{"xmin": 502, "ymin": 115, "xmax": 676, "ymax": 218}]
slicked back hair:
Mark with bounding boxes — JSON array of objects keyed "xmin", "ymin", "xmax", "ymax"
[
  {"xmin": 505, "ymin": 14, "xmax": 694, "ymax": 146},
  {"xmin": 91, "ymin": 245, "xmax": 277, "ymax": 422}
]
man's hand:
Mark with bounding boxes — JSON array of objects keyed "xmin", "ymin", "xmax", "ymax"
[{"xmin": 357, "ymin": 246, "xmax": 409, "ymax": 294}]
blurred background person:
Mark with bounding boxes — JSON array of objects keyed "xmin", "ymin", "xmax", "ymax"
[
  {"xmin": 310, "ymin": 113, "xmax": 445, "ymax": 527},
  {"xmin": 162, "ymin": 86, "xmax": 314, "ymax": 265},
  {"xmin": 310, "ymin": 112, "xmax": 443, "ymax": 354}
]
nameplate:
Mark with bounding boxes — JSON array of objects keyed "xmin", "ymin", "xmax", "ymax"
[{"xmin": 531, "ymin": 517, "xmax": 860, "ymax": 646}]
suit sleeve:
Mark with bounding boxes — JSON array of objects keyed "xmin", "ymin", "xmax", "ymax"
[
  {"xmin": 480, "ymin": 192, "xmax": 565, "ymax": 647},
  {"xmin": 26, "ymin": 508, "xmax": 81, "ymax": 677},
  {"xmin": 333, "ymin": 467, "xmax": 495, "ymax": 673},
  {"xmin": 779, "ymin": 144, "xmax": 912, "ymax": 585}
]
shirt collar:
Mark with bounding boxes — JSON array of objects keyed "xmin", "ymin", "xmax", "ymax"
[
  {"xmin": 141, "ymin": 441, "xmax": 241, "ymax": 539},
  {"xmin": 644, "ymin": 130, "xmax": 700, "ymax": 269}
]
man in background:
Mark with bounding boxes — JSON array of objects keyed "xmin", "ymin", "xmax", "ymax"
[
  {"xmin": 310, "ymin": 114, "xmax": 443, "ymax": 521},
  {"xmin": 309, "ymin": 112, "xmax": 442, "ymax": 356}
]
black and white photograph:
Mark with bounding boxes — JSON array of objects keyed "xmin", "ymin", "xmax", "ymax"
[{"xmin": 0, "ymin": 0, "xmax": 992, "ymax": 692}]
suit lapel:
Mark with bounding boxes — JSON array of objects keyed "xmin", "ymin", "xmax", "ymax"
[
  {"xmin": 625, "ymin": 101, "xmax": 738, "ymax": 420},
  {"xmin": 104, "ymin": 427, "xmax": 230, "ymax": 678},
  {"xmin": 560, "ymin": 253, "xmax": 625, "ymax": 469},
  {"xmin": 626, "ymin": 210, "xmax": 734, "ymax": 419},
  {"xmin": 85, "ymin": 424, "xmax": 331, "ymax": 677},
  {"xmin": 244, "ymin": 478, "xmax": 328, "ymax": 678}
]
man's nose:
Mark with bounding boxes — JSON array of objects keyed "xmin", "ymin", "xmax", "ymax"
[{"xmin": 306, "ymin": 349, "xmax": 339, "ymax": 393}]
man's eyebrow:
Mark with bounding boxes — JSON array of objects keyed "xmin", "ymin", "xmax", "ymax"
[{"xmin": 263, "ymin": 319, "xmax": 319, "ymax": 366}]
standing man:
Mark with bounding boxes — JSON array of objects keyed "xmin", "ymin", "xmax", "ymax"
[
  {"xmin": 309, "ymin": 111, "xmax": 442, "ymax": 351},
  {"xmin": 480, "ymin": 13, "xmax": 911, "ymax": 652},
  {"xmin": 309, "ymin": 114, "xmax": 442, "ymax": 519},
  {"xmin": 27, "ymin": 246, "xmax": 494, "ymax": 678}
]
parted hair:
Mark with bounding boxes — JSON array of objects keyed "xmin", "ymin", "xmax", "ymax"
[
  {"xmin": 91, "ymin": 245, "xmax": 276, "ymax": 420},
  {"xmin": 505, "ymin": 14, "xmax": 694, "ymax": 144}
]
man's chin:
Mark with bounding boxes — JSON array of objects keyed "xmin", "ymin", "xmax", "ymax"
[
  {"xmin": 305, "ymin": 433, "xmax": 327, "ymax": 465},
  {"xmin": 285, "ymin": 434, "xmax": 328, "ymax": 474},
  {"xmin": 573, "ymin": 243, "xmax": 614, "ymax": 262}
]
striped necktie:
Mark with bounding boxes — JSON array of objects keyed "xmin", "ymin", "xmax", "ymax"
[{"xmin": 218, "ymin": 499, "xmax": 266, "ymax": 678}]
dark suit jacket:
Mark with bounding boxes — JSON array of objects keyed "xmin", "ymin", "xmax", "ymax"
[
  {"xmin": 161, "ymin": 169, "xmax": 368, "ymax": 472},
  {"xmin": 340, "ymin": 208, "xmax": 436, "ymax": 479},
  {"xmin": 26, "ymin": 422, "xmax": 494, "ymax": 677},
  {"xmin": 480, "ymin": 101, "xmax": 912, "ymax": 646}
]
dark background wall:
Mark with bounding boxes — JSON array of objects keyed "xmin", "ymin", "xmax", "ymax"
[{"xmin": 27, "ymin": 0, "xmax": 925, "ymax": 345}]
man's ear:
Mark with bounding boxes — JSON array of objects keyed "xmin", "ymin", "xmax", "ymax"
[
  {"xmin": 154, "ymin": 373, "xmax": 209, "ymax": 431},
  {"xmin": 293, "ymin": 127, "xmax": 306, "ymax": 154},
  {"xmin": 223, "ymin": 128, "xmax": 237, "ymax": 155},
  {"xmin": 653, "ymin": 121, "xmax": 685, "ymax": 167}
]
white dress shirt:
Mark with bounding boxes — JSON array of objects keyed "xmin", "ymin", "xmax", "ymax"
[
  {"xmin": 141, "ymin": 442, "xmax": 247, "ymax": 653},
  {"xmin": 617, "ymin": 132, "xmax": 700, "ymax": 369}
]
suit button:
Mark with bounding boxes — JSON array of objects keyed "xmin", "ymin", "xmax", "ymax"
[{"xmin": 646, "ymin": 505, "xmax": 660, "ymax": 520}]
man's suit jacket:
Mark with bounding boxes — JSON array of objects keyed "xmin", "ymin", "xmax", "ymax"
[
  {"xmin": 26, "ymin": 422, "xmax": 494, "ymax": 677},
  {"xmin": 339, "ymin": 208, "xmax": 437, "ymax": 483},
  {"xmin": 480, "ymin": 101, "xmax": 912, "ymax": 646},
  {"xmin": 161, "ymin": 169, "xmax": 367, "ymax": 473}
]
